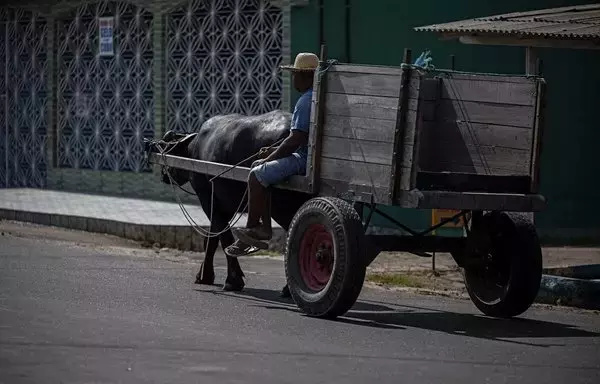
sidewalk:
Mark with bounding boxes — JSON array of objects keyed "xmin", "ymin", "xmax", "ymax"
[{"xmin": 0, "ymin": 188, "xmax": 285, "ymax": 252}]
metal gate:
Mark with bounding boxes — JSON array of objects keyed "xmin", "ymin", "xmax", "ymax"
[
  {"xmin": 55, "ymin": 1, "xmax": 154, "ymax": 173},
  {"xmin": 165, "ymin": 0, "xmax": 284, "ymax": 134},
  {"xmin": 1, "ymin": 12, "xmax": 7, "ymax": 188},
  {"xmin": 0, "ymin": 8, "xmax": 48, "ymax": 188}
]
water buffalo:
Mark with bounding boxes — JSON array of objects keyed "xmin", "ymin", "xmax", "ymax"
[{"xmin": 159, "ymin": 110, "xmax": 312, "ymax": 293}]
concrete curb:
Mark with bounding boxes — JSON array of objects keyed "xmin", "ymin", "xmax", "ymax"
[
  {"xmin": 536, "ymin": 274, "xmax": 600, "ymax": 310},
  {"xmin": 0, "ymin": 208, "xmax": 288, "ymax": 253},
  {"xmin": 542, "ymin": 264, "xmax": 600, "ymax": 280}
]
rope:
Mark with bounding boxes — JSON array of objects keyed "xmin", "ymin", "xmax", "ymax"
[
  {"xmin": 316, "ymin": 59, "xmax": 339, "ymax": 81},
  {"xmin": 154, "ymin": 136, "xmax": 286, "ymax": 239},
  {"xmin": 159, "ymin": 59, "xmax": 338, "ymax": 234}
]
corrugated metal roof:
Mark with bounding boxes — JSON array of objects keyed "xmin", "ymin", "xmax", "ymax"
[{"xmin": 414, "ymin": 3, "xmax": 600, "ymax": 40}]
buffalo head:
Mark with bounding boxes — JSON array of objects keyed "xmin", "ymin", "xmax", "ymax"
[{"xmin": 158, "ymin": 129, "xmax": 195, "ymax": 187}]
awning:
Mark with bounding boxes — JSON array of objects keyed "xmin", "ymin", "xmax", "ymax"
[{"xmin": 414, "ymin": 3, "xmax": 600, "ymax": 50}]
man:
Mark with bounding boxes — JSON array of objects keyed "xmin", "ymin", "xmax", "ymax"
[{"xmin": 225, "ymin": 52, "xmax": 319, "ymax": 257}]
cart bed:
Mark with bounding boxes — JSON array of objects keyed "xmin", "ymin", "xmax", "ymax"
[{"xmin": 149, "ymin": 60, "xmax": 546, "ymax": 212}]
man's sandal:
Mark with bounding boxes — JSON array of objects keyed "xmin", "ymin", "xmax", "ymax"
[
  {"xmin": 224, "ymin": 240, "xmax": 261, "ymax": 258},
  {"xmin": 232, "ymin": 228, "xmax": 270, "ymax": 250}
]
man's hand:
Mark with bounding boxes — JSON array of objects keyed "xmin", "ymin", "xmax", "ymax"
[
  {"xmin": 251, "ymin": 159, "xmax": 267, "ymax": 168},
  {"xmin": 257, "ymin": 147, "xmax": 275, "ymax": 159}
]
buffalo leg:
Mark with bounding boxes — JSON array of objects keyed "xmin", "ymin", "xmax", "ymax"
[
  {"xmin": 195, "ymin": 234, "xmax": 217, "ymax": 285},
  {"xmin": 191, "ymin": 177, "xmax": 219, "ymax": 286},
  {"xmin": 207, "ymin": 179, "xmax": 248, "ymax": 291},
  {"xmin": 219, "ymin": 230, "xmax": 246, "ymax": 292}
]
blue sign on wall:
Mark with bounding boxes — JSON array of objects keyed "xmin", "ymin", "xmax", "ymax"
[{"xmin": 98, "ymin": 17, "xmax": 114, "ymax": 56}]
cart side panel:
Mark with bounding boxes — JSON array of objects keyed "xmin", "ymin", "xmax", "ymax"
[
  {"xmin": 415, "ymin": 72, "xmax": 543, "ymax": 194},
  {"xmin": 312, "ymin": 64, "xmax": 410, "ymax": 205}
]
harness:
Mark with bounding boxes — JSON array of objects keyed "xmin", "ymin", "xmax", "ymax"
[{"xmin": 143, "ymin": 134, "xmax": 285, "ymax": 239}]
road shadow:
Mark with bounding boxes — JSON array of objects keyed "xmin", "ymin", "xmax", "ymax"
[{"xmin": 195, "ymin": 287, "xmax": 600, "ymax": 347}]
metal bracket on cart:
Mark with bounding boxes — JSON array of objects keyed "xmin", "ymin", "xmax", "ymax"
[{"xmin": 360, "ymin": 205, "xmax": 472, "ymax": 265}]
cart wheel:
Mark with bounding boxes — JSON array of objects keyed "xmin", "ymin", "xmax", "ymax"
[
  {"xmin": 463, "ymin": 211, "xmax": 542, "ymax": 318},
  {"xmin": 285, "ymin": 197, "xmax": 366, "ymax": 319}
]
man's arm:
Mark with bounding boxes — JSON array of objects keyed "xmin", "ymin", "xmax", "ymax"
[
  {"xmin": 264, "ymin": 92, "xmax": 311, "ymax": 162},
  {"xmin": 265, "ymin": 130, "xmax": 308, "ymax": 161}
]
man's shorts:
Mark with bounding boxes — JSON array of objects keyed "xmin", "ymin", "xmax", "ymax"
[{"xmin": 251, "ymin": 153, "xmax": 306, "ymax": 188}]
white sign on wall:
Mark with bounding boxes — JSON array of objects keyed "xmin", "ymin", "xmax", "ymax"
[{"xmin": 98, "ymin": 17, "xmax": 114, "ymax": 57}]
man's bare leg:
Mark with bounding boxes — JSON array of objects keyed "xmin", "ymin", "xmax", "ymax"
[
  {"xmin": 240, "ymin": 172, "xmax": 272, "ymax": 241},
  {"xmin": 260, "ymin": 189, "xmax": 272, "ymax": 235}
]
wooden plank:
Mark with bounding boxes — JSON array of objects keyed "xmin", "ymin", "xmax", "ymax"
[
  {"xmin": 419, "ymin": 144, "xmax": 532, "ymax": 175},
  {"xmin": 529, "ymin": 79, "xmax": 546, "ymax": 193},
  {"xmin": 328, "ymin": 64, "xmax": 403, "ymax": 76},
  {"xmin": 148, "ymin": 153, "xmax": 310, "ymax": 193},
  {"xmin": 391, "ymin": 56, "xmax": 411, "ymax": 196},
  {"xmin": 324, "ymin": 92, "xmax": 418, "ymax": 121},
  {"xmin": 420, "ymin": 98, "xmax": 536, "ymax": 129},
  {"xmin": 321, "ymin": 109, "xmax": 417, "ymax": 143},
  {"xmin": 420, "ymin": 121, "xmax": 533, "ymax": 151},
  {"xmin": 318, "ymin": 178, "xmax": 391, "ymax": 205},
  {"xmin": 419, "ymin": 74, "xmax": 538, "ymax": 106},
  {"xmin": 417, "ymin": 120, "xmax": 533, "ymax": 176},
  {"xmin": 416, "ymin": 172, "xmax": 532, "ymax": 194},
  {"xmin": 407, "ymin": 69, "xmax": 424, "ymax": 190},
  {"xmin": 150, "ymin": 153, "xmax": 250, "ymax": 181},
  {"xmin": 307, "ymin": 44, "xmax": 327, "ymax": 194},
  {"xmin": 322, "ymin": 115, "xmax": 396, "ymax": 143},
  {"xmin": 411, "ymin": 190, "xmax": 547, "ymax": 212},
  {"xmin": 326, "ymin": 70, "xmax": 419, "ymax": 98},
  {"xmin": 320, "ymin": 157, "xmax": 393, "ymax": 188},
  {"xmin": 321, "ymin": 136, "xmax": 393, "ymax": 165}
]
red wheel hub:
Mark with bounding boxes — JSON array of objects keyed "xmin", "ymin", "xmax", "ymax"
[{"xmin": 299, "ymin": 223, "xmax": 334, "ymax": 291}]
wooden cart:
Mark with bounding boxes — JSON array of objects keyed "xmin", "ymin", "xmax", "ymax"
[{"xmin": 147, "ymin": 47, "xmax": 547, "ymax": 319}]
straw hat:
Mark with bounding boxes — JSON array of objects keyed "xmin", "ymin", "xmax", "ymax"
[{"xmin": 280, "ymin": 52, "xmax": 319, "ymax": 72}]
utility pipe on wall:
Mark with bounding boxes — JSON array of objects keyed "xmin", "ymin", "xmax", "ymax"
[
  {"xmin": 318, "ymin": 0, "xmax": 324, "ymax": 46},
  {"xmin": 345, "ymin": 0, "xmax": 351, "ymax": 62}
]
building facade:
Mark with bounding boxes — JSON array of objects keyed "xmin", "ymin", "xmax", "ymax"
[
  {"xmin": 289, "ymin": 0, "xmax": 600, "ymax": 244},
  {"xmin": 0, "ymin": 0, "xmax": 304, "ymax": 203},
  {"xmin": 1, "ymin": 0, "xmax": 599, "ymax": 244}
]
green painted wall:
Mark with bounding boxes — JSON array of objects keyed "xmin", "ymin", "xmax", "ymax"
[{"xmin": 291, "ymin": 0, "xmax": 600, "ymax": 243}]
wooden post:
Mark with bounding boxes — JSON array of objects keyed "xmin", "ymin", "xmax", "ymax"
[
  {"xmin": 307, "ymin": 44, "xmax": 328, "ymax": 194},
  {"xmin": 525, "ymin": 47, "xmax": 537, "ymax": 75},
  {"xmin": 529, "ymin": 57, "xmax": 545, "ymax": 201},
  {"xmin": 389, "ymin": 48, "xmax": 413, "ymax": 203},
  {"xmin": 524, "ymin": 46, "xmax": 538, "ymax": 224},
  {"xmin": 450, "ymin": 54, "xmax": 455, "ymax": 70},
  {"xmin": 431, "ymin": 210, "xmax": 436, "ymax": 273}
]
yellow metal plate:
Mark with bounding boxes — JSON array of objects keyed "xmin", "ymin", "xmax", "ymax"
[{"xmin": 431, "ymin": 209, "xmax": 465, "ymax": 229}]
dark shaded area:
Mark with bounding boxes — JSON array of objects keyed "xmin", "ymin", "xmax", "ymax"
[
  {"xmin": 416, "ymin": 171, "xmax": 532, "ymax": 194},
  {"xmin": 199, "ymin": 287, "xmax": 600, "ymax": 347}
]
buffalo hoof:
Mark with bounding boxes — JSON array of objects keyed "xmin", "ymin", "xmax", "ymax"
[
  {"xmin": 223, "ymin": 275, "xmax": 245, "ymax": 292},
  {"xmin": 280, "ymin": 284, "xmax": 291, "ymax": 298},
  {"xmin": 194, "ymin": 262, "xmax": 215, "ymax": 285}
]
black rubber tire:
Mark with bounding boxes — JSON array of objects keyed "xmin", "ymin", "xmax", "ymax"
[
  {"xmin": 463, "ymin": 211, "xmax": 542, "ymax": 318},
  {"xmin": 284, "ymin": 197, "xmax": 366, "ymax": 319}
]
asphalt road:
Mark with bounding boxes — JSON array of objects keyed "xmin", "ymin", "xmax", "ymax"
[{"xmin": 1, "ymin": 224, "xmax": 599, "ymax": 384}]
